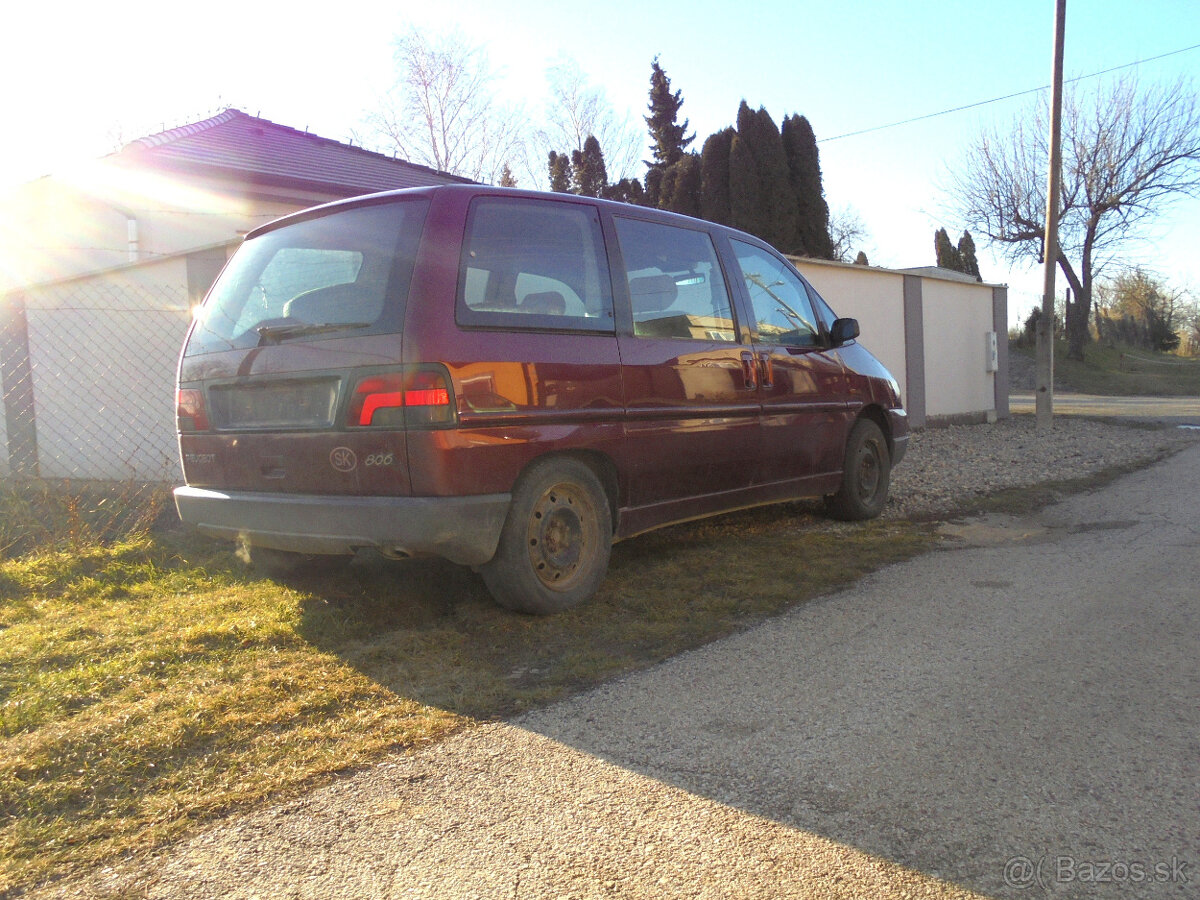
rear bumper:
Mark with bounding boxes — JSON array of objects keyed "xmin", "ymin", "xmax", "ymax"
[{"xmin": 174, "ymin": 486, "xmax": 511, "ymax": 566}]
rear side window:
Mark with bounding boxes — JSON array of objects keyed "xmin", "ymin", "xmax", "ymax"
[
  {"xmin": 457, "ymin": 198, "xmax": 614, "ymax": 332},
  {"xmin": 614, "ymin": 218, "xmax": 736, "ymax": 342},
  {"xmin": 185, "ymin": 200, "xmax": 428, "ymax": 355}
]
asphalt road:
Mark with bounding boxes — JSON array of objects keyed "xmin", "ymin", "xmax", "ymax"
[
  {"xmin": 46, "ymin": 443, "xmax": 1200, "ymax": 899},
  {"xmin": 1009, "ymin": 391, "xmax": 1200, "ymax": 427}
]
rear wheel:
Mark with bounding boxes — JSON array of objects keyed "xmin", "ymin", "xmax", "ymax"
[
  {"xmin": 826, "ymin": 419, "xmax": 891, "ymax": 521},
  {"xmin": 481, "ymin": 457, "xmax": 612, "ymax": 615}
]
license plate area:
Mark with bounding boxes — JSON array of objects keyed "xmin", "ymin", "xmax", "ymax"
[{"xmin": 209, "ymin": 377, "xmax": 341, "ymax": 429}]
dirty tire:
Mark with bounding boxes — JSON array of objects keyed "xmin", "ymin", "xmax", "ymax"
[
  {"xmin": 481, "ymin": 457, "xmax": 612, "ymax": 615},
  {"xmin": 825, "ymin": 418, "xmax": 891, "ymax": 521}
]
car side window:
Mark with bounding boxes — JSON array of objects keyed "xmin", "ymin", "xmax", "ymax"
[
  {"xmin": 457, "ymin": 197, "xmax": 614, "ymax": 331},
  {"xmin": 614, "ymin": 217, "xmax": 736, "ymax": 342},
  {"xmin": 731, "ymin": 240, "xmax": 823, "ymax": 348}
]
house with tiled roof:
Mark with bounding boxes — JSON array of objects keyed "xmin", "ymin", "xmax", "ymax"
[
  {"xmin": 0, "ymin": 110, "xmax": 470, "ymax": 481},
  {"xmin": 1, "ymin": 108, "xmax": 471, "ymax": 296}
]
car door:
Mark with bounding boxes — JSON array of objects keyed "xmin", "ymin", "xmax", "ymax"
[
  {"xmin": 610, "ymin": 215, "xmax": 759, "ymax": 517},
  {"xmin": 726, "ymin": 239, "xmax": 850, "ymax": 487}
]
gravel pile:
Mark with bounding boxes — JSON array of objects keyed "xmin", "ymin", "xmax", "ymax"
[{"xmin": 885, "ymin": 414, "xmax": 1198, "ymax": 519}]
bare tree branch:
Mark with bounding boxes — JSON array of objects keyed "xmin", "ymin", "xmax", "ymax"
[
  {"xmin": 949, "ymin": 75, "xmax": 1200, "ymax": 359},
  {"xmin": 364, "ymin": 28, "xmax": 529, "ymax": 184}
]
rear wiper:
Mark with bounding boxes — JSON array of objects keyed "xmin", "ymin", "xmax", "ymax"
[{"xmin": 255, "ymin": 321, "xmax": 372, "ymax": 345}]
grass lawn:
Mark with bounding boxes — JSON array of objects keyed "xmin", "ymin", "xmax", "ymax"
[
  {"xmin": 0, "ymin": 505, "xmax": 935, "ymax": 893},
  {"xmin": 1012, "ymin": 340, "xmax": 1200, "ymax": 396}
]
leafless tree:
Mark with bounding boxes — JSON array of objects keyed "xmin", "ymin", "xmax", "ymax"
[
  {"xmin": 949, "ymin": 76, "xmax": 1200, "ymax": 360},
  {"xmin": 827, "ymin": 204, "xmax": 868, "ymax": 263},
  {"xmin": 524, "ymin": 58, "xmax": 642, "ymax": 189},
  {"xmin": 366, "ymin": 29, "xmax": 528, "ymax": 185}
]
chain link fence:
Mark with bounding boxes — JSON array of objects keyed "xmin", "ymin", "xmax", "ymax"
[{"xmin": 2, "ymin": 279, "xmax": 190, "ymax": 557}]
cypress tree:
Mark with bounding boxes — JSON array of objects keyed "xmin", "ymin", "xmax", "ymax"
[
  {"xmin": 660, "ymin": 153, "xmax": 702, "ymax": 218},
  {"xmin": 934, "ymin": 227, "xmax": 962, "ymax": 270},
  {"xmin": 958, "ymin": 231, "xmax": 982, "ymax": 280},
  {"xmin": 854, "ymin": 251, "xmax": 869, "ymax": 266},
  {"xmin": 729, "ymin": 128, "xmax": 766, "ymax": 239},
  {"xmin": 700, "ymin": 127, "xmax": 734, "ymax": 226},
  {"xmin": 604, "ymin": 177, "xmax": 645, "ymax": 205},
  {"xmin": 782, "ymin": 114, "xmax": 834, "ymax": 259},
  {"xmin": 571, "ymin": 135, "xmax": 608, "ymax": 197},
  {"xmin": 644, "ymin": 166, "xmax": 665, "ymax": 208},
  {"xmin": 732, "ymin": 103, "xmax": 798, "ymax": 250},
  {"xmin": 548, "ymin": 151, "xmax": 571, "ymax": 193}
]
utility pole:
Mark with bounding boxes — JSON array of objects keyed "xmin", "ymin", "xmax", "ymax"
[{"xmin": 1036, "ymin": 0, "xmax": 1066, "ymax": 430}]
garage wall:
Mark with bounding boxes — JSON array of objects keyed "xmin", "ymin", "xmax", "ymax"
[
  {"xmin": 795, "ymin": 262, "xmax": 909, "ymax": 406},
  {"xmin": 791, "ymin": 258, "xmax": 1006, "ymax": 427}
]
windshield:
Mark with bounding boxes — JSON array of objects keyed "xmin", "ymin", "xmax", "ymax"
[{"xmin": 185, "ymin": 199, "xmax": 429, "ymax": 356}]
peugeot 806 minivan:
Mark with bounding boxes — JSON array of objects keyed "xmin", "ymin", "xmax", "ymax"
[{"xmin": 175, "ymin": 185, "xmax": 907, "ymax": 614}]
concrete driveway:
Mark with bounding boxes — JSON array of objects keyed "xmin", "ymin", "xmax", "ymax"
[
  {"xmin": 47, "ymin": 444, "xmax": 1200, "ymax": 899},
  {"xmin": 1009, "ymin": 391, "xmax": 1200, "ymax": 427}
]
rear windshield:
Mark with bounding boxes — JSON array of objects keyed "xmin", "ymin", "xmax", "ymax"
[{"xmin": 184, "ymin": 199, "xmax": 428, "ymax": 356}]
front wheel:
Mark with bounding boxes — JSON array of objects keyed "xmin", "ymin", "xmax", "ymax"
[
  {"xmin": 825, "ymin": 419, "xmax": 891, "ymax": 521},
  {"xmin": 480, "ymin": 457, "xmax": 613, "ymax": 615}
]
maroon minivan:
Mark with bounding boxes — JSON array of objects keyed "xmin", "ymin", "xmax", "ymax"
[{"xmin": 175, "ymin": 185, "xmax": 907, "ymax": 613}]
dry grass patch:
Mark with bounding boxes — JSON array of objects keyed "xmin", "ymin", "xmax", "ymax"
[{"xmin": 0, "ymin": 506, "xmax": 934, "ymax": 892}]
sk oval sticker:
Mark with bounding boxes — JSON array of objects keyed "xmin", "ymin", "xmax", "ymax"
[{"xmin": 330, "ymin": 447, "xmax": 357, "ymax": 473}]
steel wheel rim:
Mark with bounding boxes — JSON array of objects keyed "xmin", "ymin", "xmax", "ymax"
[
  {"xmin": 526, "ymin": 482, "xmax": 597, "ymax": 590},
  {"xmin": 856, "ymin": 439, "xmax": 882, "ymax": 502}
]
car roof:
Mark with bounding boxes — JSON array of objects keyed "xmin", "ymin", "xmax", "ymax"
[{"xmin": 246, "ymin": 184, "xmax": 772, "ymax": 252}]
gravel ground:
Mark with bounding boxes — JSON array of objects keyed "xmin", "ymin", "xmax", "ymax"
[
  {"xmin": 884, "ymin": 414, "xmax": 1198, "ymax": 519},
  {"xmin": 24, "ymin": 415, "xmax": 1200, "ymax": 900}
]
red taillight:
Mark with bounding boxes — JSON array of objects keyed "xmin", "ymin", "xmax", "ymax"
[
  {"xmin": 348, "ymin": 370, "xmax": 453, "ymax": 427},
  {"xmin": 177, "ymin": 388, "xmax": 209, "ymax": 432}
]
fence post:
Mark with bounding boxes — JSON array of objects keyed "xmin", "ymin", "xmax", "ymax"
[{"xmin": 1, "ymin": 292, "xmax": 40, "ymax": 477}]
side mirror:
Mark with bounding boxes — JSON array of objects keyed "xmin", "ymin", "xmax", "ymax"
[{"xmin": 830, "ymin": 317, "xmax": 860, "ymax": 347}]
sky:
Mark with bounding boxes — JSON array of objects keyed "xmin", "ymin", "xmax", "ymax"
[{"xmin": 4, "ymin": 0, "xmax": 1199, "ymax": 328}]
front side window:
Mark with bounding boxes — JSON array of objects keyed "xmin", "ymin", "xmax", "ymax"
[
  {"xmin": 732, "ymin": 240, "xmax": 823, "ymax": 348},
  {"xmin": 614, "ymin": 217, "xmax": 736, "ymax": 342},
  {"xmin": 186, "ymin": 200, "xmax": 427, "ymax": 355},
  {"xmin": 457, "ymin": 198, "xmax": 614, "ymax": 331}
]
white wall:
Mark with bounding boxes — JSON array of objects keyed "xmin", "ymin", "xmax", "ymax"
[
  {"xmin": 23, "ymin": 258, "xmax": 190, "ymax": 481},
  {"xmin": 921, "ymin": 278, "xmax": 997, "ymax": 418},
  {"xmin": 795, "ymin": 260, "xmax": 909, "ymax": 406}
]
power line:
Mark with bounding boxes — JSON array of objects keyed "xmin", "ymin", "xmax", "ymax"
[{"xmin": 819, "ymin": 41, "xmax": 1200, "ymax": 143}]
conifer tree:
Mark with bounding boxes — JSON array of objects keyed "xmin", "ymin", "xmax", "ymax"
[
  {"xmin": 957, "ymin": 231, "xmax": 982, "ymax": 280},
  {"xmin": 659, "ymin": 153, "xmax": 703, "ymax": 218},
  {"xmin": 571, "ymin": 135, "xmax": 608, "ymax": 197},
  {"xmin": 934, "ymin": 227, "xmax": 961, "ymax": 269},
  {"xmin": 644, "ymin": 57, "xmax": 695, "ymax": 204},
  {"xmin": 728, "ymin": 102, "xmax": 798, "ymax": 250},
  {"xmin": 548, "ymin": 151, "xmax": 572, "ymax": 193},
  {"xmin": 604, "ymin": 177, "xmax": 646, "ymax": 205},
  {"xmin": 700, "ymin": 127, "xmax": 735, "ymax": 226},
  {"xmin": 729, "ymin": 130, "xmax": 766, "ymax": 238},
  {"xmin": 498, "ymin": 164, "xmax": 518, "ymax": 187},
  {"xmin": 854, "ymin": 251, "xmax": 870, "ymax": 266},
  {"xmin": 782, "ymin": 114, "xmax": 834, "ymax": 258}
]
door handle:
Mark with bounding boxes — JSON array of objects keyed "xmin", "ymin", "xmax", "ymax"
[
  {"xmin": 740, "ymin": 352, "xmax": 757, "ymax": 390},
  {"xmin": 757, "ymin": 351, "xmax": 773, "ymax": 389}
]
